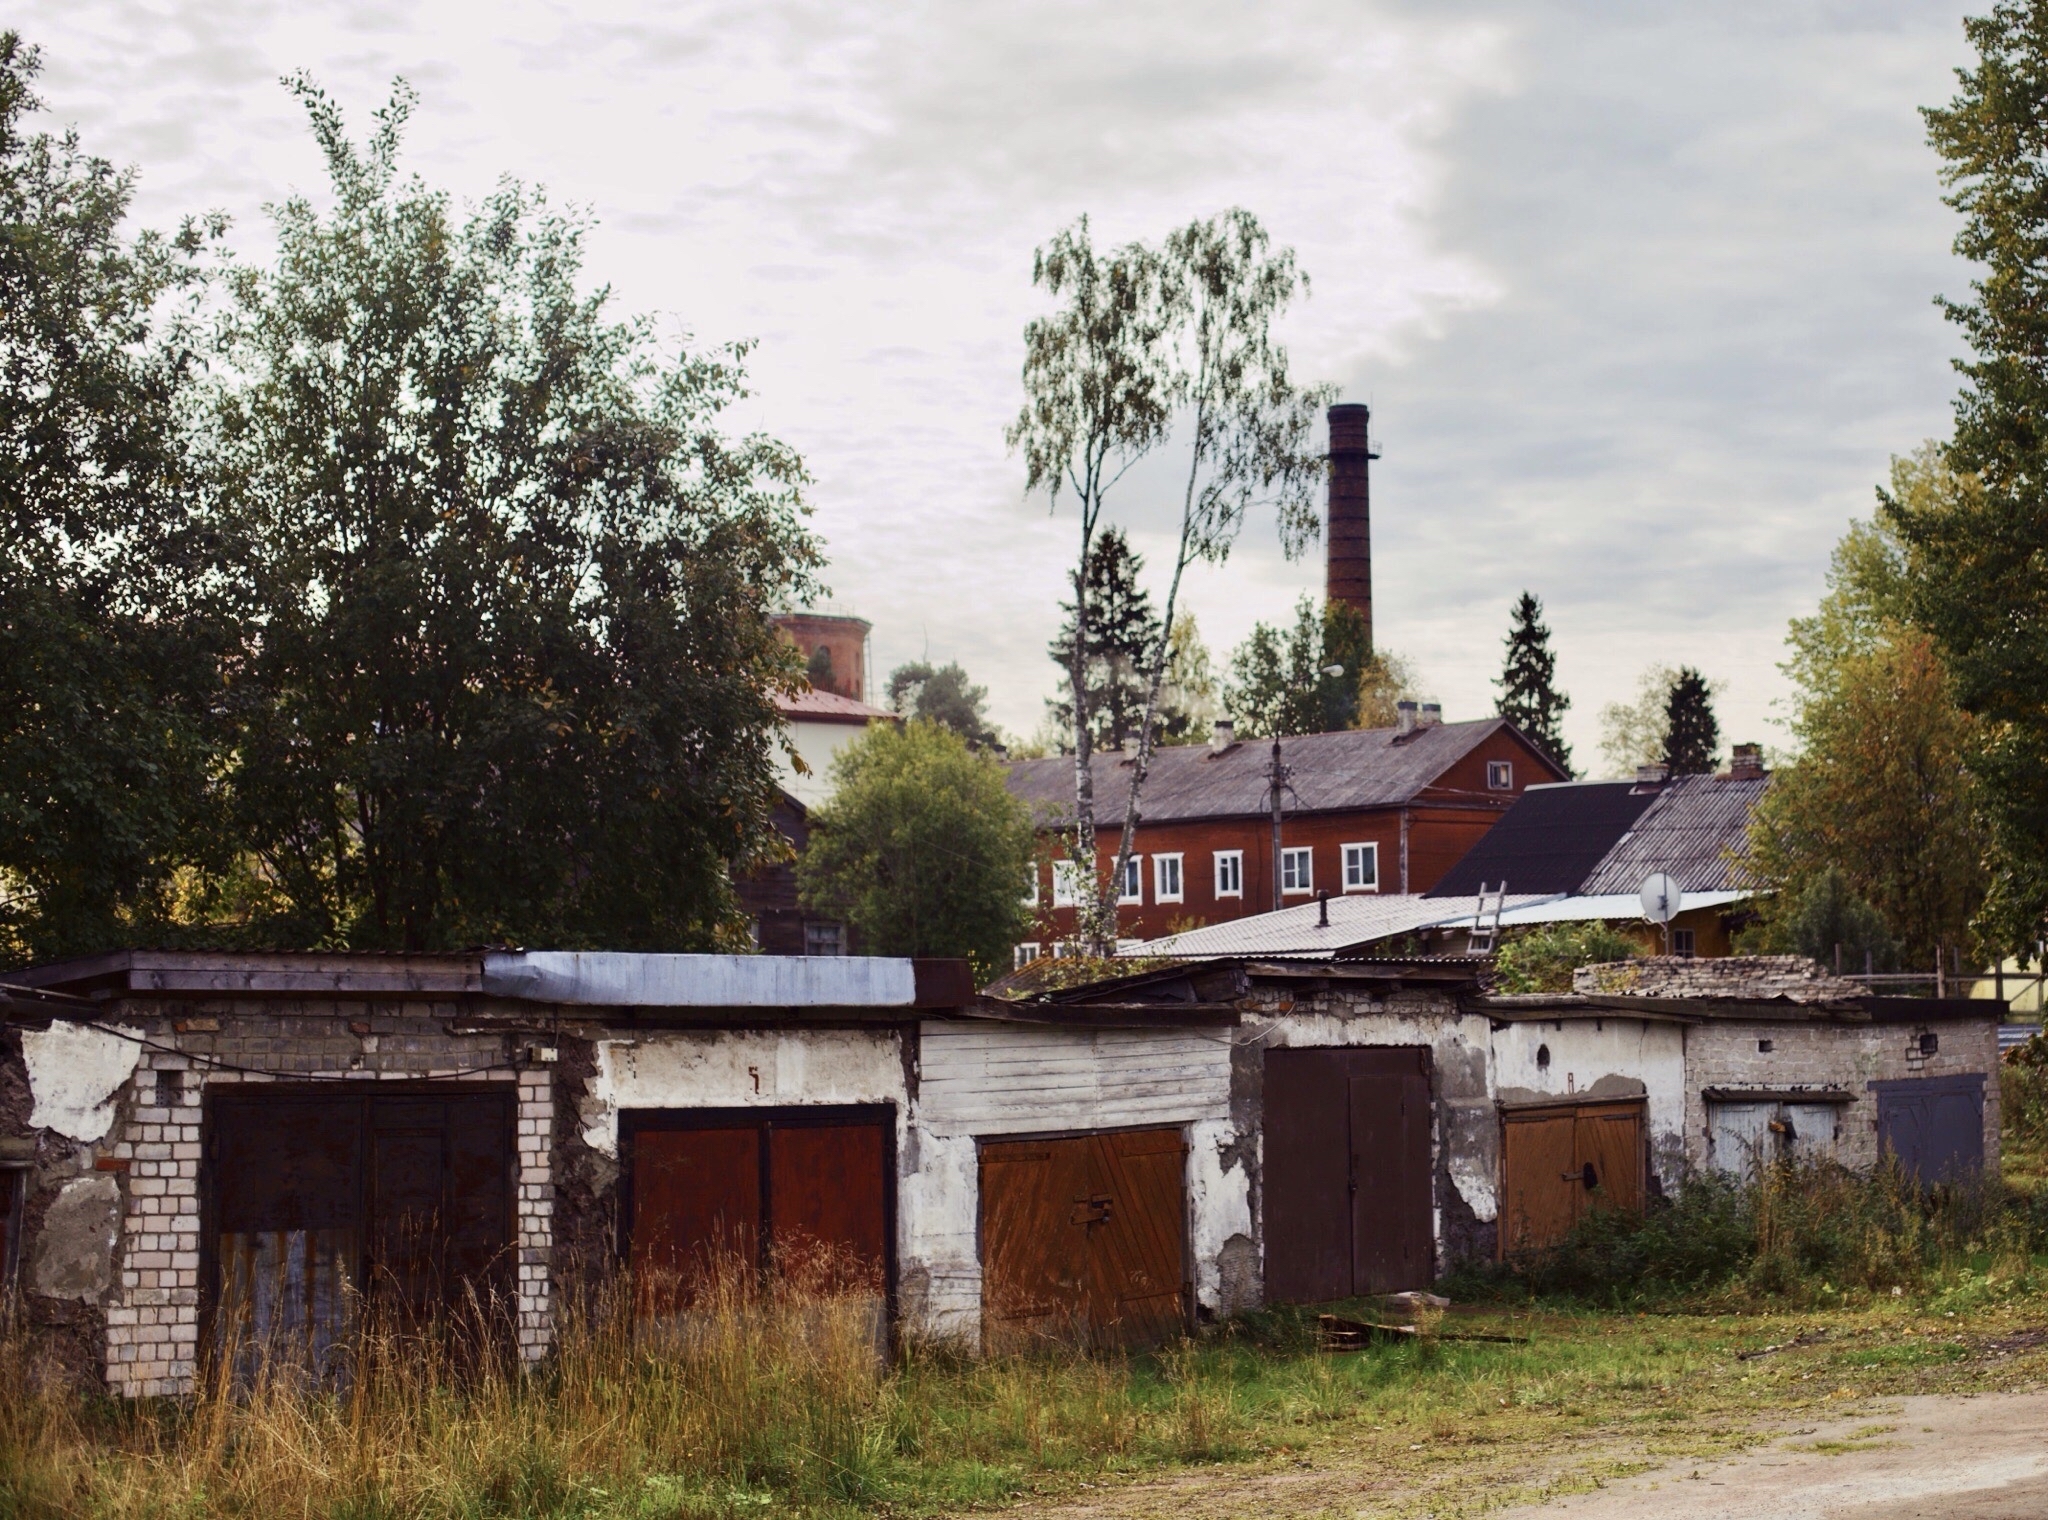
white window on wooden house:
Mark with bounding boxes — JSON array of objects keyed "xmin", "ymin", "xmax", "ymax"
[
  {"xmin": 1671, "ymin": 927, "xmax": 1696, "ymax": 957},
  {"xmin": 1024, "ymin": 867, "xmax": 1040, "ymax": 906},
  {"xmin": 1281, "ymin": 847, "xmax": 1314, "ymax": 895},
  {"xmin": 805, "ymin": 922, "xmax": 846, "ymax": 956},
  {"xmin": 1013, "ymin": 942, "xmax": 1042, "ymax": 969},
  {"xmin": 1214, "ymin": 850, "xmax": 1243, "ymax": 898},
  {"xmin": 1050, "ymin": 941, "xmax": 1079, "ymax": 959},
  {"xmin": 1117, "ymin": 854, "xmax": 1144, "ymax": 905},
  {"xmin": 1342, "ymin": 842, "xmax": 1378, "ymax": 893},
  {"xmin": 1487, "ymin": 760, "xmax": 1514, "ymax": 790},
  {"xmin": 1051, "ymin": 860, "xmax": 1081, "ymax": 907},
  {"xmin": 1153, "ymin": 853, "xmax": 1184, "ymax": 903}
]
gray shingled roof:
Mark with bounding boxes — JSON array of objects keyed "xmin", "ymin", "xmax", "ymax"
[
  {"xmin": 1578, "ymin": 773, "xmax": 1769, "ymax": 895},
  {"xmin": 1003, "ymin": 718, "xmax": 1538, "ymax": 825}
]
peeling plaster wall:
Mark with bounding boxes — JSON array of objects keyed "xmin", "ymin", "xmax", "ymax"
[
  {"xmin": 20, "ymin": 1024, "xmax": 142, "ymax": 1142},
  {"xmin": 1239, "ymin": 987, "xmax": 1492, "ymax": 1279},
  {"xmin": 1491, "ymin": 1019, "xmax": 1688, "ymax": 1190},
  {"xmin": 576, "ymin": 1028, "xmax": 907, "ymax": 1159}
]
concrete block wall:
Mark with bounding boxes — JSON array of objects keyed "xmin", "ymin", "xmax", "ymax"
[
  {"xmin": 1681, "ymin": 1016, "xmax": 2002, "ymax": 1176},
  {"xmin": 95, "ymin": 1000, "xmax": 551, "ymax": 1397}
]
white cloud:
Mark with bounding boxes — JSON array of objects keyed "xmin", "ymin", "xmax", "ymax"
[{"xmin": 20, "ymin": 0, "xmax": 1973, "ymax": 762}]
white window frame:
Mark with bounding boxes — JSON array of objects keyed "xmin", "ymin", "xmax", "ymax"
[
  {"xmin": 1341, "ymin": 841, "xmax": 1379, "ymax": 893},
  {"xmin": 1013, "ymin": 942, "xmax": 1042, "ymax": 969},
  {"xmin": 1051, "ymin": 860, "xmax": 1081, "ymax": 908},
  {"xmin": 1487, "ymin": 760, "xmax": 1514, "ymax": 791},
  {"xmin": 1214, "ymin": 850, "xmax": 1244, "ymax": 899},
  {"xmin": 1024, "ymin": 867, "xmax": 1040, "ymax": 907},
  {"xmin": 1116, "ymin": 853, "xmax": 1144, "ymax": 905},
  {"xmin": 1281, "ymin": 846, "xmax": 1314, "ymax": 895},
  {"xmin": 1153, "ymin": 853, "xmax": 1184, "ymax": 904},
  {"xmin": 1671, "ymin": 927, "xmax": 1697, "ymax": 958},
  {"xmin": 1051, "ymin": 941, "xmax": 1079, "ymax": 960}
]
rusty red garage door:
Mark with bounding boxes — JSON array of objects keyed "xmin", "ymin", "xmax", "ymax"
[
  {"xmin": 206, "ymin": 1086, "xmax": 515, "ymax": 1362},
  {"xmin": 980, "ymin": 1128, "xmax": 1187, "ymax": 1350},
  {"xmin": 1262, "ymin": 1047, "xmax": 1433, "ymax": 1302},
  {"xmin": 1498, "ymin": 1097, "xmax": 1645, "ymax": 1255},
  {"xmin": 622, "ymin": 1106, "xmax": 893, "ymax": 1303}
]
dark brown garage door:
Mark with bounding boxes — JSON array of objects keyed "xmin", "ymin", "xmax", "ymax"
[
  {"xmin": 980, "ymin": 1128, "xmax": 1187, "ymax": 1350},
  {"xmin": 1262, "ymin": 1047, "xmax": 1433, "ymax": 1302},
  {"xmin": 206, "ymin": 1086, "xmax": 514, "ymax": 1358},
  {"xmin": 622, "ymin": 1106, "xmax": 893, "ymax": 1301},
  {"xmin": 1498, "ymin": 1098, "xmax": 1645, "ymax": 1255}
]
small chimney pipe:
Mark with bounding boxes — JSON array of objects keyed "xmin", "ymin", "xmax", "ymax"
[
  {"xmin": 1729, "ymin": 742, "xmax": 1765, "ymax": 780},
  {"xmin": 1418, "ymin": 701, "xmax": 1442, "ymax": 728},
  {"xmin": 1210, "ymin": 718, "xmax": 1236, "ymax": 755},
  {"xmin": 1635, "ymin": 762, "xmax": 1670, "ymax": 788},
  {"xmin": 1396, "ymin": 699, "xmax": 1418, "ymax": 735}
]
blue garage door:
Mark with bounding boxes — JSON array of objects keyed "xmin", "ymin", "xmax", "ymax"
[{"xmin": 1870, "ymin": 1074, "xmax": 1985, "ymax": 1184}]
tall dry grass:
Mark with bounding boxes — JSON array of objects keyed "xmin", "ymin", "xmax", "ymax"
[{"xmin": 0, "ymin": 1250, "xmax": 1243, "ymax": 1520}]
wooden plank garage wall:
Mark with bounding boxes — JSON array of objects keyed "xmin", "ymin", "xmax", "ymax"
[{"xmin": 916, "ymin": 1023, "xmax": 1230, "ymax": 1134}]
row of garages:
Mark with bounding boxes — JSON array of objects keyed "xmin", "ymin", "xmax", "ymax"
[{"xmin": 0, "ymin": 950, "xmax": 2002, "ymax": 1395}]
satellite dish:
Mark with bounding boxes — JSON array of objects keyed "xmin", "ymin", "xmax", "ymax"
[{"xmin": 1639, "ymin": 873, "xmax": 1681, "ymax": 925}]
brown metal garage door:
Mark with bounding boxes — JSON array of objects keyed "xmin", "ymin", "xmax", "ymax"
[
  {"xmin": 621, "ymin": 1106, "xmax": 893, "ymax": 1302},
  {"xmin": 1498, "ymin": 1097, "xmax": 1645, "ymax": 1255},
  {"xmin": 206, "ymin": 1086, "xmax": 515, "ymax": 1361},
  {"xmin": 1262, "ymin": 1047, "xmax": 1433, "ymax": 1302},
  {"xmin": 980, "ymin": 1127, "xmax": 1187, "ymax": 1350}
]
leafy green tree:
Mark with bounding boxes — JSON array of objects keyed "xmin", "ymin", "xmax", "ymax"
[
  {"xmin": 0, "ymin": 34, "xmax": 225, "ymax": 963},
  {"xmin": 1495, "ymin": 591, "xmax": 1573, "ymax": 775},
  {"xmin": 1751, "ymin": 868, "xmax": 1899, "ymax": 975},
  {"xmin": 1746, "ymin": 458, "xmax": 1986, "ymax": 967},
  {"xmin": 1893, "ymin": 9, "xmax": 2048, "ymax": 954},
  {"xmin": 1224, "ymin": 596, "xmax": 1415, "ymax": 737},
  {"xmin": 1156, "ymin": 611, "xmax": 1219, "ymax": 743},
  {"xmin": 1598, "ymin": 664, "xmax": 1680, "ymax": 777},
  {"xmin": 797, "ymin": 721, "xmax": 1036, "ymax": 983},
  {"xmin": 886, "ymin": 660, "xmax": 995, "ymax": 748},
  {"xmin": 1046, "ymin": 527, "xmax": 1162, "ymax": 751},
  {"xmin": 200, "ymin": 80, "xmax": 817, "ymax": 951},
  {"xmin": 1662, "ymin": 668, "xmax": 1720, "ymax": 776},
  {"xmin": 1492, "ymin": 921, "xmax": 1642, "ymax": 994},
  {"xmin": 1012, "ymin": 210, "xmax": 1327, "ymax": 951}
]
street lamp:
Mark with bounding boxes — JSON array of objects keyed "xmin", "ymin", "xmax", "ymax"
[{"xmin": 1267, "ymin": 664, "xmax": 1346, "ymax": 912}]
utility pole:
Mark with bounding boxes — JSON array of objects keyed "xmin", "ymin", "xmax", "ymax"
[{"xmin": 1269, "ymin": 736, "xmax": 1288, "ymax": 912}]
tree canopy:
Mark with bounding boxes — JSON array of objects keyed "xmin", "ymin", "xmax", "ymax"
[
  {"xmin": 887, "ymin": 660, "xmax": 996, "ymax": 748},
  {"xmin": 1046, "ymin": 527, "xmax": 1162, "ymax": 752},
  {"xmin": 1892, "ymin": 5, "xmax": 2048, "ymax": 953},
  {"xmin": 0, "ymin": 34, "xmax": 226, "ymax": 962},
  {"xmin": 0, "ymin": 61, "xmax": 820, "ymax": 959},
  {"xmin": 797, "ymin": 721, "xmax": 1036, "ymax": 983},
  {"xmin": 1495, "ymin": 591, "xmax": 1573, "ymax": 776},
  {"xmin": 1747, "ymin": 451, "xmax": 1986, "ymax": 968},
  {"xmin": 1224, "ymin": 597, "xmax": 1415, "ymax": 738},
  {"xmin": 1662, "ymin": 668, "xmax": 1720, "ymax": 776}
]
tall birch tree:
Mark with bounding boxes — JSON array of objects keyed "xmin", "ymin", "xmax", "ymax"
[{"xmin": 1012, "ymin": 209, "xmax": 1328, "ymax": 952}]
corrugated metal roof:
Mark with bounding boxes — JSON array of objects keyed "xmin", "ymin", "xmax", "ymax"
[
  {"xmin": 1426, "ymin": 780, "xmax": 1658, "ymax": 897},
  {"xmin": 776, "ymin": 689, "xmax": 896, "ymax": 723},
  {"xmin": 1492, "ymin": 891, "xmax": 1747, "ymax": 926},
  {"xmin": 1134, "ymin": 891, "xmax": 1554, "ymax": 959},
  {"xmin": 1003, "ymin": 718, "xmax": 1552, "ymax": 825},
  {"xmin": 1579, "ymin": 773, "xmax": 1769, "ymax": 895}
]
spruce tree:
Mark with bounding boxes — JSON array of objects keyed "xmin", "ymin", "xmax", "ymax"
[
  {"xmin": 1494, "ymin": 591, "xmax": 1573, "ymax": 775},
  {"xmin": 1663, "ymin": 667, "xmax": 1720, "ymax": 775},
  {"xmin": 1047, "ymin": 527, "xmax": 1162, "ymax": 750}
]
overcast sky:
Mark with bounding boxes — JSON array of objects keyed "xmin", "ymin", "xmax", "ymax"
[{"xmin": 25, "ymin": 0, "xmax": 1976, "ymax": 768}]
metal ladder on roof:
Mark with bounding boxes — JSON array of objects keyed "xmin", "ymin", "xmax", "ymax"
[{"xmin": 1468, "ymin": 882, "xmax": 1508, "ymax": 955}]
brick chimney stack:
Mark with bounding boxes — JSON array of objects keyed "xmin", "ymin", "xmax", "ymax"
[{"xmin": 1326, "ymin": 403, "xmax": 1377, "ymax": 649}]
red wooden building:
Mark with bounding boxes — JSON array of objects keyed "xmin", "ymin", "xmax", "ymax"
[{"xmin": 1004, "ymin": 712, "xmax": 1569, "ymax": 949}]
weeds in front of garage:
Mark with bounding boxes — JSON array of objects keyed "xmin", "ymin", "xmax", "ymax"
[{"xmin": 6, "ymin": 1259, "xmax": 2048, "ymax": 1519}]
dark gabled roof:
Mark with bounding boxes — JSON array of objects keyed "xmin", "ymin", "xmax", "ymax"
[
  {"xmin": 1003, "ymin": 717, "xmax": 1562, "ymax": 825},
  {"xmin": 1580, "ymin": 772, "xmax": 1769, "ymax": 895},
  {"xmin": 1425, "ymin": 780, "xmax": 1657, "ymax": 898}
]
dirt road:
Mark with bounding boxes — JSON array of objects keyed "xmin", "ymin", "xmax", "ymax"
[
  {"xmin": 1489, "ymin": 1390, "xmax": 2048, "ymax": 1519},
  {"xmin": 998, "ymin": 1389, "xmax": 2048, "ymax": 1519}
]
